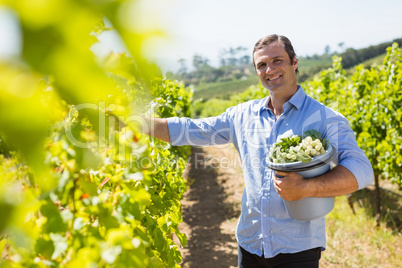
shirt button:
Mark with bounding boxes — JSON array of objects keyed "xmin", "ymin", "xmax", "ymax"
[
  {"xmin": 263, "ymin": 214, "xmax": 267, "ymax": 217},
  {"xmin": 264, "ymin": 193, "xmax": 268, "ymax": 196}
]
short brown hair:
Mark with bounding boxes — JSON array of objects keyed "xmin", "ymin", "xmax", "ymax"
[{"xmin": 253, "ymin": 34, "xmax": 299, "ymax": 74}]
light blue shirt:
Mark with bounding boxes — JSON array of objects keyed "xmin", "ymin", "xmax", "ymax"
[{"xmin": 167, "ymin": 86, "xmax": 373, "ymax": 258}]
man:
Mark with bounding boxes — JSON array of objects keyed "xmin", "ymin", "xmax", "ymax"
[{"xmin": 145, "ymin": 34, "xmax": 373, "ymax": 267}]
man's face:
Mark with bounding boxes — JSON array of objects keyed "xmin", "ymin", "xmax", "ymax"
[{"xmin": 253, "ymin": 41, "xmax": 298, "ymax": 95}]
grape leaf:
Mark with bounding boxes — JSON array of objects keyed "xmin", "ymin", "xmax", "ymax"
[
  {"xmin": 303, "ymin": 129, "xmax": 322, "ymax": 140},
  {"xmin": 276, "ymin": 135, "xmax": 301, "ymax": 151}
]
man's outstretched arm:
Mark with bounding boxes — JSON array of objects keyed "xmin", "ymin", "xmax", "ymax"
[{"xmin": 143, "ymin": 117, "xmax": 171, "ymax": 143}]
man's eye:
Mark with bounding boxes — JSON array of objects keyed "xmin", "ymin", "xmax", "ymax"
[
  {"xmin": 273, "ymin": 59, "xmax": 282, "ymax": 63},
  {"xmin": 258, "ymin": 63, "xmax": 266, "ymax": 69}
]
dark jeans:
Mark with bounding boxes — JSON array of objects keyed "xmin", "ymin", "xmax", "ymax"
[{"xmin": 238, "ymin": 246, "xmax": 321, "ymax": 268}]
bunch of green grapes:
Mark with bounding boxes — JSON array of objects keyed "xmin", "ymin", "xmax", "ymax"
[
  {"xmin": 269, "ymin": 131, "xmax": 327, "ymax": 163},
  {"xmin": 301, "ymin": 136, "xmax": 326, "ymax": 157}
]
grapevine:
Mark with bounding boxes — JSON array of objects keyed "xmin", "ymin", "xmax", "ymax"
[
  {"xmin": 0, "ymin": 1, "xmax": 192, "ymax": 267},
  {"xmin": 303, "ymin": 44, "xmax": 402, "ymax": 188}
]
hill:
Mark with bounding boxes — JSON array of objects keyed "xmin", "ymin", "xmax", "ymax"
[{"xmin": 192, "ymin": 76, "xmax": 259, "ymax": 100}]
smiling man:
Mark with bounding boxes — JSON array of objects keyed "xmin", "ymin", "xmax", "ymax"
[{"xmin": 144, "ymin": 34, "xmax": 373, "ymax": 267}]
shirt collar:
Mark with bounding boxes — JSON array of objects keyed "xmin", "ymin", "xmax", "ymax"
[
  {"xmin": 260, "ymin": 85, "xmax": 306, "ymax": 112},
  {"xmin": 287, "ymin": 85, "xmax": 306, "ymax": 110}
]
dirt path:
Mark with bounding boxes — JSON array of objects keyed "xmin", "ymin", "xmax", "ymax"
[{"xmin": 177, "ymin": 145, "xmax": 244, "ymax": 268}]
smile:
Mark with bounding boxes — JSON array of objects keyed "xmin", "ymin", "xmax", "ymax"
[{"xmin": 267, "ymin": 75, "xmax": 281, "ymax": 81}]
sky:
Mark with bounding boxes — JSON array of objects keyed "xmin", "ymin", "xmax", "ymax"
[{"xmin": 1, "ymin": 0, "xmax": 402, "ymax": 72}]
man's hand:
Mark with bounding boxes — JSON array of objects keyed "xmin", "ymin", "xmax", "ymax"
[
  {"xmin": 273, "ymin": 171, "xmax": 308, "ymax": 201},
  {"xmin": 143, "ymin": 117, "xmax": 171, "ymax": 143},
  {"xmin": 273, "ymin": 166, "xmax": 359, "ymax": 201}
]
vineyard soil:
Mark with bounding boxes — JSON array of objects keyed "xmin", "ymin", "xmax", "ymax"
[{"xmin": 176, "ymin": 145, "xmax": 244, "ymax": 268}]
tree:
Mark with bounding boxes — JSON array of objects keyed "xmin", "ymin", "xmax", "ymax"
[
  {"xmin": 192, "ymin": 54, "xmax": 209, "ymax": 70},
  {"xmin": 324, "ymin": 45, "xmax": 331, "ymax": 55},
  {"xmin": 178, "ymin": 58, "xmax": 187, "ymax": 75},
  {"xmin": 338, "ymin": 42, "xmax": 345, "ymax": 53},
  {"xmin": 239, "ymin": 55, "xmax": 250, "ymax": 65},
  {"xmin": 219, "ymin": 46, "xmax": 249, "ymax": 67}
]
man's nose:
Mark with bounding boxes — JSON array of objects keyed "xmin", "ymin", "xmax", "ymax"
[{"xmin": 265, "ymin": 64, "xmax": 274, "ymax": 73}]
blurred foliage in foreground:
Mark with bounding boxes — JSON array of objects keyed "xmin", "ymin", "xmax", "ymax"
[{"xmin": 0, "ymin": 0, "xmax": 192, "ymax": 267}]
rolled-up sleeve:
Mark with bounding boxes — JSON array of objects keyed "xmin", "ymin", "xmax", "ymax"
[
  {"xmin": 167, "ymin": 110, "xmax": 236, "ymax": 146},
  {"xmin": 325, "ymin": 111, "xmax": 374, "ymax": 190}
]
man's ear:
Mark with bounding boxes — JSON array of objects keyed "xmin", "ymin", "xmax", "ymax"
[{"xmin": 293, "ymin": 57, "xmax": 298, "ymax": 70}]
